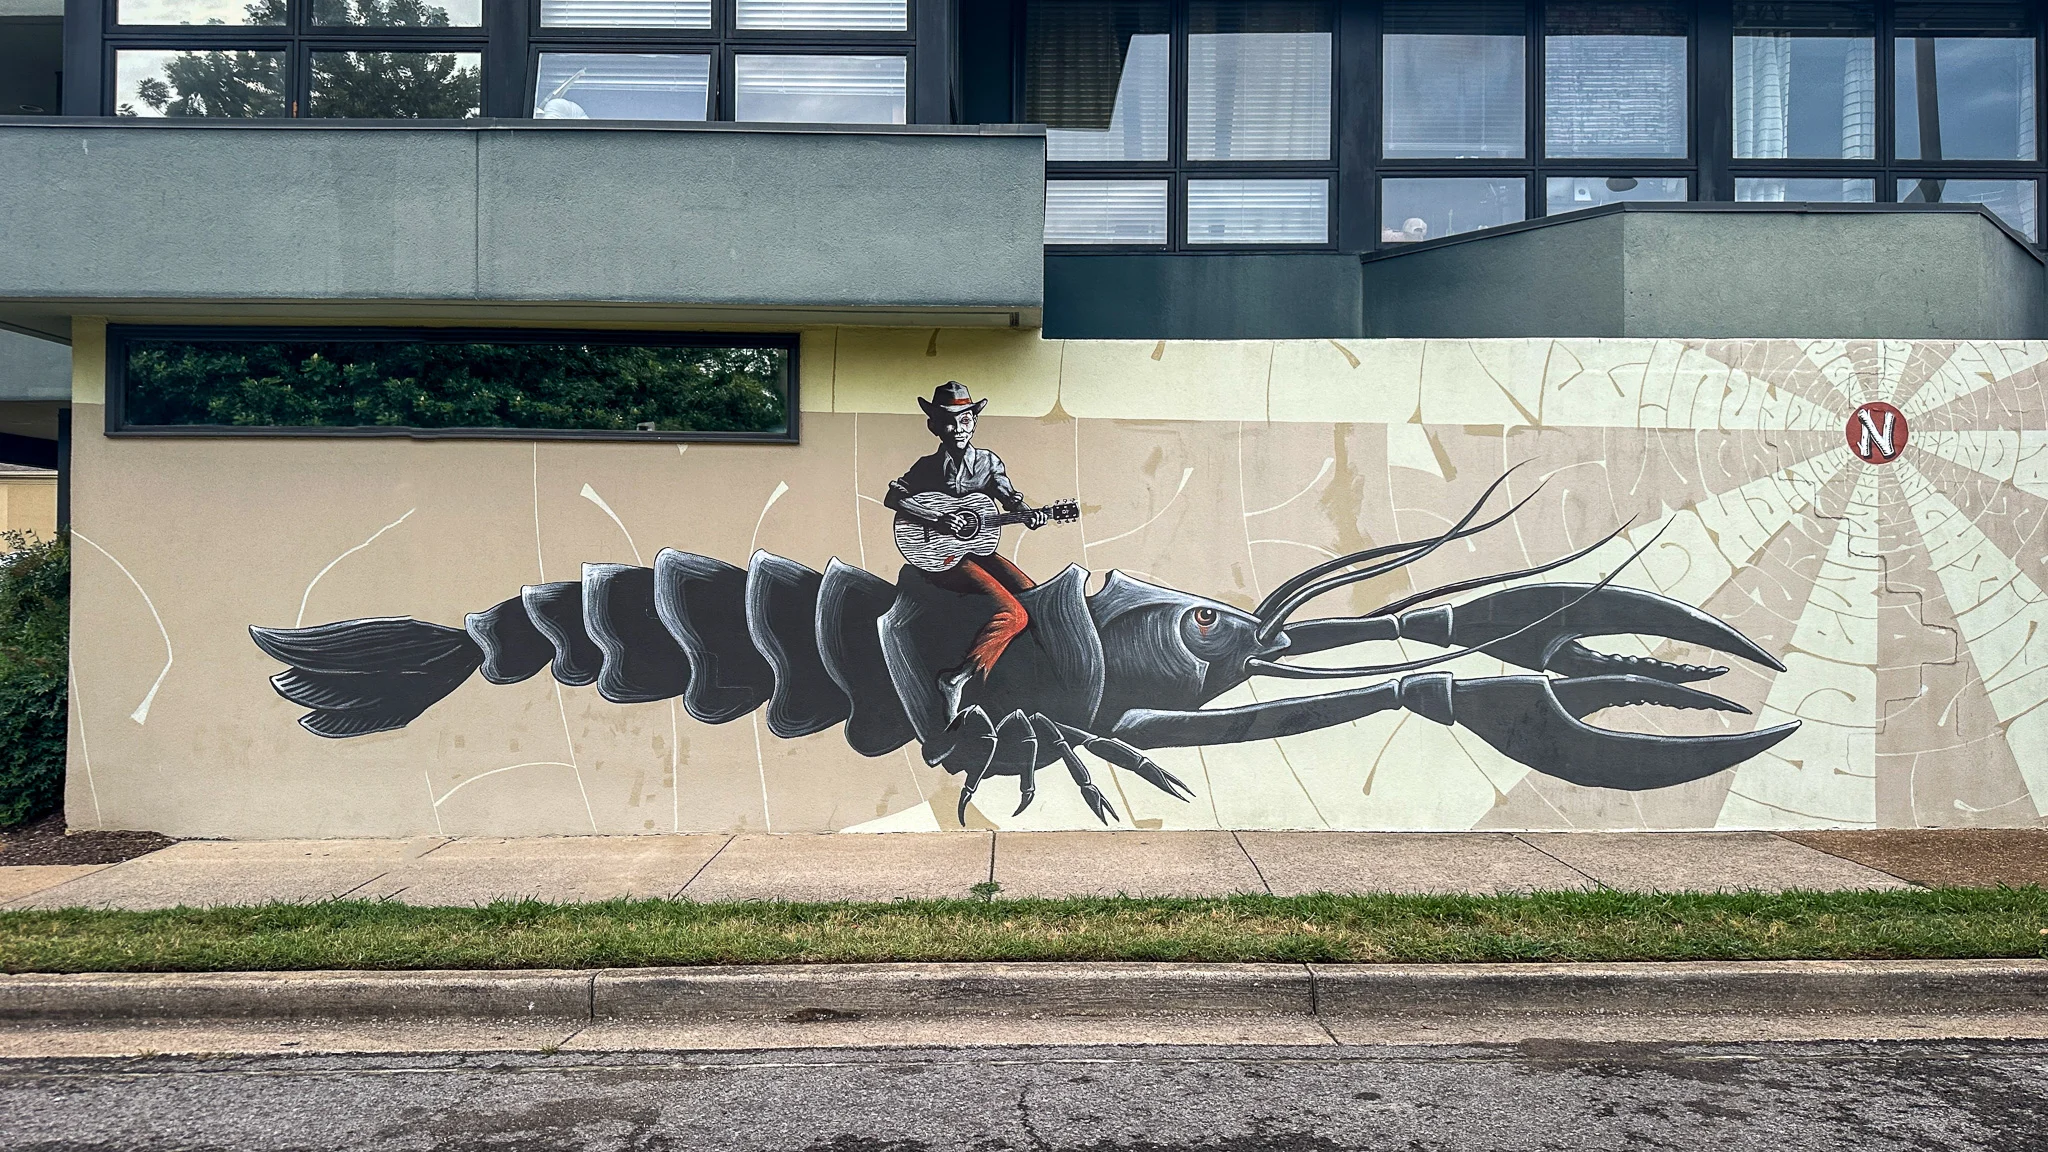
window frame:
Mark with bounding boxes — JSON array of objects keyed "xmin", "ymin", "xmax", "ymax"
[
  {"xmin": 102, "ymin": 0, "xmax": 494, "ymax": 118},
  {"xmin": 526, "ymin": 0, "xmax": 915, "ymax": 123},
  {"xmin": 104, "ymin": 324, "xmax": 803, "ymax": 444},
  {"xmin": 1033, "ymin": 0, "xmax": 1342, "ymax": 253}
]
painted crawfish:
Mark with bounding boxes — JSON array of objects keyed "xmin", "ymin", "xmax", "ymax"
[{"xmin": 250, "ymin": 473, "xmax": 1798, "ymax": 824}]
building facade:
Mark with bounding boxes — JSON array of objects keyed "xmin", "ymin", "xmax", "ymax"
[{"xmin": 2, "ymin": 0, "xmax": 2046, "ymax": 835}]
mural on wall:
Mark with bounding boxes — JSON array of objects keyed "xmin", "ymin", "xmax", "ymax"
[
  {"xmin": 249, "ymin": 381, "xmax": 1797, "ymax": 827},
  {"xmin": 65, "ymin": 336, "xmax": 2048, "ymax": 836}
]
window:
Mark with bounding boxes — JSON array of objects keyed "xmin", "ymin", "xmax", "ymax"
[
  {"xmin": 1733, "ymin": 1, "xmax": 1876, "ymax": 160},
  {"xmin": 1736, "ymin": 176, "xmax": 1877, "ymax": 201},
  {"xmin": 108, "ymin": 0, "xmax": 484, "ymax": 117},
  {"xmin": 1544, "ymin": 0, "xmax": 1689, "ymax": 158},
  {"xmin": 1894, "ymin": 2, "xmax": 2036, "ymax": 161},
  {"xmin": 1900, "ymin": 177, "xmax": 2038, "ymax": 241},
  {"xmin": 1381, "ymin": 176, "xmax": 1525, "ymax": 241},
  {"xmin": 534, "ymin": 0, "xmax": 912, "ymax": 123},
  {"xmin": 108, "ymin": 327, "xmax": 798, "ymax": 442},
  {"xmin": 1032, "ymin": 0, "xmax": 1335, "ymax": 249},
  {"xmin": 1382, "ymin": 0, "xmax": 1526, "ymax": 160},
  {"xmin": 1545, "ymin": 174, "xmax": 1687, "ymax": 213}
]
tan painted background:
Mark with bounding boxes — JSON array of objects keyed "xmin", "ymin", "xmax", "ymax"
[{"xmin": 65, "ymin": 328, "xmax": 2048, "ymax": 835}]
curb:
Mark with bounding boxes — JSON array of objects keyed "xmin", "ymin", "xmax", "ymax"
[{"xmin": 3, "ymin": 960, "xmax": 2045, "ymax": 1026}]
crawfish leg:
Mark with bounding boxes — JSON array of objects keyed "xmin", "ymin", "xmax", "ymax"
[
  {"xmin": 1055, "ymin": 721, "xmax": 1196, "ymax": 803},
  {"xmin": 947, "ymin": 706, "xmax": 1001, "ymax": 827},
  {"xmin": 996, "ymin": 709, "xmax": 1040, "ymax": 817},
  {"xmin": 1029, "ymin": 713, "xmax": 1117, "ymax": 825}
]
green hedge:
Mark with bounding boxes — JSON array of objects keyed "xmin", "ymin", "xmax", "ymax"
[{"xmin": 0, "ymin": 532, "xmax": 67, "ymax": 828}]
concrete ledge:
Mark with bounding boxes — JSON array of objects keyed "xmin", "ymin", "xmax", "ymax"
[{"xmin": 4, "ymin": 960, "xmax": 2042, "ymax": 1027}]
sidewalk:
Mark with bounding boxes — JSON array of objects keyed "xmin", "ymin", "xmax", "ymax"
[{"xmin": 8, "ymin": 828, "xmax": 2037, "ymax": 911}]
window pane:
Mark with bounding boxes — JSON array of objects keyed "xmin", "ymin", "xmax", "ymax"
[
  {"xmin": 1045, "ymin": 180, "xmax": 1169, "ymax": 244},
  {"xmin": 736, "ymin": 0, "xmax": 905, "ymax": 29},
  {"xmin": 1545, "ymin": 175, "xmax": 1686, "ymax": 213},
  {"xmin": 540, "ymin": 0, "xmax": 710, "ymax": 28},
  {"xmin": 536, "ymin": 54, "xmax": 709, "ymax": 121},
  {"xmin": 1027, "ymin": 1, "xmax": 1171, "ymax": 162},
  {"xmin": 309, "ymin": 0, "xmax": 483, "ymax": 27},
  {"xmin": 1187, "ymin": 179, "xmax": 1328, "ymax": 243},
  {"xmin": 115, "ymin": 49, "xmax": 286, "ymax": 118},
  {"xmin": 1733, "ymin": 2, "xmax": 1875, "ymax": 159},
  {"xmin": 1545, "ymin": 0, "xmax": 1688, "ymax": 158},
  {"xmin": 115, "ymin": 0, "xmax": 284, "ymax": 25},
  {"xmin": 1186, "ymin": 2, "xmax": 1332, "ymax": 161},
  {"xmin": 1899, "ymin": 177, "xmax": 2038, "ymax": 242},
  {"xmin": 118, "ymin": 333, "xmax": 793, "ymax": 436},
  {"xmin": 734, "ymin": 54, "xmax": 906, "ymax": 124},
  {"xmin": 308, "ymin": 52, "xmax": 482, "ymax": 118},
  {"xmin": 1381, "ymin": 176, "xmax": 1525, "ymax": 242},
  {"xmin": 1735, "ymin": 177, "xmax": 1876, "ymax": 201},
  {"xmin": 1384, "ymin": 0, "xmax": 1526, "ymax": 159},
  {"xmin": 1896, "ymin": 39, "xmax": 2037, "ymax": 161}
]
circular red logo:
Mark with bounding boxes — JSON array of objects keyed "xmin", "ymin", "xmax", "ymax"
[{"xmin": 1847, "ymin": 402, "xmax": 1908, "ymax": 464}]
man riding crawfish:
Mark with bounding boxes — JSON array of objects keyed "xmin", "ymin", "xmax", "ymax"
[{"xmin": 882, "ymin": 382, "xmax": 1049, "ymax": 719}]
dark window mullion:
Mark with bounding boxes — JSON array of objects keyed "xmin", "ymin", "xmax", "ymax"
[
  {"xmin": 1336, "ymin": 0, "xmax": 1377, "ymax": 252},
  {"xmin": 1170, "ymin": 0, "xmax": 1188, "ymax": 251},
  {"xmin": 1527, "ymin": 0, "xmax": 1545, "ymax": 225}
]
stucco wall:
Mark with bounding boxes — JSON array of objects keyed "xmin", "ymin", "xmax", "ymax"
[{"xmin": 64, "ymin": 326, "xmax": 2048, "ymax": 835}]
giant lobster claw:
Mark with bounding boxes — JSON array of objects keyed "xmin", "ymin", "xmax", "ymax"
[
  {"xmin": 1432, "ymin": 673, "xmax": 1799, "ymax": 790},
  {"xmin": 1396, "ymin": 583, "xmax": 1787, "ymax": 684}
]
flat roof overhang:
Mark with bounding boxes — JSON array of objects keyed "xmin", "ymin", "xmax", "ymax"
[{"xmin": 0, "ymin": 119, "xmax": 1049, "ymax": 344}]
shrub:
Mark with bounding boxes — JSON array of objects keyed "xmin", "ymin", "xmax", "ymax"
[{"xmin": 0, "ymin": 531, "xmax": 68, "ymax": 828}]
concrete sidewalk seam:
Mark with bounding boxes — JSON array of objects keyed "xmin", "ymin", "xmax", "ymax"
[
  {"xmin": 1228, "ymin": 832, "xmax": 1275, "ymax": 895},
  {"xmin": 4, "ymin": 960, "xmax": 2045, "ymax": 1028},
  {"xmin": 1509, "ymin": 833, "xmax": 1605, "ymax": 889},
  {"xmin": 1773, "ymin": 832, "xmax": 1923, "ymax": 887},
  {"xmin": 673, "ymin": 836, "xmax": 734, "ymax": 899}
]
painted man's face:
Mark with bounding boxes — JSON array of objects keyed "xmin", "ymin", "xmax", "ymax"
[{"xmin": 942, "ymin": 410, "xmax": 976, "ymax": 450}]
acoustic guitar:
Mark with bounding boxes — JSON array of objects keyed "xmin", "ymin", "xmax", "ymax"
[{"xmin": 892, "ymin": 493, "xmax": 1080, "ymax": 573}]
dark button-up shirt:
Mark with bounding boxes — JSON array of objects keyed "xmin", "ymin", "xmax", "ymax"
[{"xmin": 888, "ymin": 447, "xmax": 1029, "ymax": 512}]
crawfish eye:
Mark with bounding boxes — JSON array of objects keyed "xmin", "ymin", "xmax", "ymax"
[{"xmin": 1192, "ymin": 607, "xmax": 1219, "ymax": 632}]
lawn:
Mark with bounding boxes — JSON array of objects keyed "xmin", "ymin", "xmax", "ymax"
[{"xmin": 3, "ymin": 888, "xmax": 2046, "ymax": 972}]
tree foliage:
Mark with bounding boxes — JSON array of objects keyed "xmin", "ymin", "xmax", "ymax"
[
  {"xmin": 125, "ymin": 340, "xmax": 791, "ymax": 434},
  {"xmin": 121, "ymin": 0, "xmax": 480, "ymax": 119},
  {"xmin": 0, "ymin": 533, "xmax": 68, "ymax": 829}
]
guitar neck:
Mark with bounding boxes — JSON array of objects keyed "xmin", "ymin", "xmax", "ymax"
[{"xmin": 986, "ymin": 507, "xmax": 1052, "ymax": 528}]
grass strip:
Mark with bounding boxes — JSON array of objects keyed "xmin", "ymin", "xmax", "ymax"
[{"xmin": 3, "ymin": 888, "xmax": 2045, "ymax": 973}]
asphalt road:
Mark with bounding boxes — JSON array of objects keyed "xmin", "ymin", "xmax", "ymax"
[{"xmin": 4, "ymin": 1040, "xmax": 2046, "ymax": 1151}]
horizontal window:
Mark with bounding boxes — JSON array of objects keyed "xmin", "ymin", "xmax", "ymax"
[
  {"xmin": 1545, "ymin": 174, "xmax": 1687, "ymax": 213},
  {"xmin": 1029, "ymin": 1, "xmax": 1172, "ymax": 162},
  {"xmin": 540, "ymin": 0, "xmax": 712, "ymax": 27},
  {"xmin": 1733, "ymin": 1, "xmax": 1877, "ymax": 160},
  {"xmin": 309, "ymin": 0, "xmax": 483, "ymax": 27},
  {"xmin": 1045, "ymin": 180, "xmax": 1170, "ymax": 244},
  {"xmin": 1186, "ymin": 178, "xmax": 1329, "ymax": 243},
  {"xmin": 1545, "ymin": 0, "xmax": 1690, "ymax": 159},
  {"xmin": 110, "ymin": 329, "xmax": 796, "ymax": 441},
  {"xmin": 735, "ymin": 0, "xmax": 906, "ymax": 30},
  {"xmin": 1382, "ymin": 176, "xmax": 1526, "ymax": 242},
  {"xmin": 535, "ymin": 53, "xmax": 710, "ymax": 120},
  {"xmin": 308, "ymin": 51, "xmax": 482, "ymax": 118},
  {"xmin": 734, "ymin": 54, "xmax": 906, "ymax": 123},
  {"xmin": 1185, "ymin": 1, "xmax": 1333, "ymax": 161},
  {"xmin": 1900, "ymin": 177, "xmax": 2038, "ymax": 241},
  {"xmin": 115, "ymin": 49, "xmax": 287, "ymax": 118},
  {"xmin": 1384, "ymin": 0, "xmax": 1527, "ymax": 160},
  {"xmin": 116, "ymin": 0, "xmax": 284, "ymax": 24},
  {"xmin": 1735, "ymin": 176, "xmax": 1877, "ymax": 201},
  {"xmin": 1895, "ymin": 35, "xmax": 2037, "ymax": 161}
]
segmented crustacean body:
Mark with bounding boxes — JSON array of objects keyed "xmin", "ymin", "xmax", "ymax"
[{"xmin": 254, "ymin": 550, "xmax": 922, "ymax": 745}]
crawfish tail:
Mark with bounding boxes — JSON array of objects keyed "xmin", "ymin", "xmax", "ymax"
[{"xmin": 249, "ymin": 617, "xmax": 483, "ymax": 739}]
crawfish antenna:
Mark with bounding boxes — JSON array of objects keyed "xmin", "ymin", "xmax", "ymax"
[
  {"xmin": 1361, "ymin": 515, "xmax": 1637, "ymax": 620},
  {"xmin": 1247, "ymin": 520, "xmax": 1670, "ymax": 681},
  {"xmin": 1256, "ymin": 464, "xmax": 1540, "ymax": 642}
]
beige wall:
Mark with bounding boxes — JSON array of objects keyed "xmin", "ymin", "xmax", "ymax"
[
  {"xmin": 64, "ymin": 325, "xmax": 2048, "ymax": 835},
  {"xmin": 0, "ymin": 474, "xmax": 56, "ymax": 544}
]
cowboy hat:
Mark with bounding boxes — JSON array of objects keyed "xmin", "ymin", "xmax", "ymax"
[{"xmin": 918, "ymin": 381, "xmax": 988, "ymax": 418}]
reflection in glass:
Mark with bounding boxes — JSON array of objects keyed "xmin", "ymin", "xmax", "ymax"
[
  {"xmin": 734, "ymin": 55, "xmax": 906, "ymax": 123},
  {"xmin": 1735, "ymin": 177, "xmax": 1876, "ymax": 201},
  {"xmin": 736, "ymin": 0, "xmax": 905, "ymax": 29},
  {"xmin": 1186, "ymin": 2, "xmax": 1332, "ymax": 161},
  {"xmin": 1045, "ymin": 181, "xmax": 1169, "ymax": 244},
  {"xmin": 1899, "ymin": 178, "xmax": 2038, "ymax": 241},
  {"xmin": 115, "ymin": 49, "xmax": 286, "ymax": 117},
  {"xmin": 116, "ymin": 0, "xmax": 284, "ymax": 25},
  {"xmin": 310, "ymin": 0, "xmax": 483, "ymax": 25},
  {"xmin": 535, "ymin": 54, "xmax": 709, "ymax": 120},
  {"xmin": 1383, "ymin": 0, "xmax": 1524, "ymax": 159},
  {"xmin": 1733, "ymin": 1, "xmax": 1875, "ymax": 159},
  {"xmin": 1187, "ymin": 179, "xmax": 1328, "ymax": 243},
  {"xmin": 1027, "ymin": 1, "xmax": 1171, "ymax": 162},
  {"xmin": 1545, "ymin": 175, "xmax": 1686, "ymax": 214},
  {"xmin": 1544, "ymin": 0, "xmax": 1688, "ymax": 158},
  {"xmin": 1896, "ymin": 39, "xmax": 2037, "ymax": 160},
  {"xmin": 308, "ymin": 52, "xmax": 482, "ymax": 118},
  {"xmin": 540, "ymin": 0, "xmax": 710, "ymax": 27},
  {"xmin": 1381, "ymin": 177, "xmax": 1525, "ymax": 242}
]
